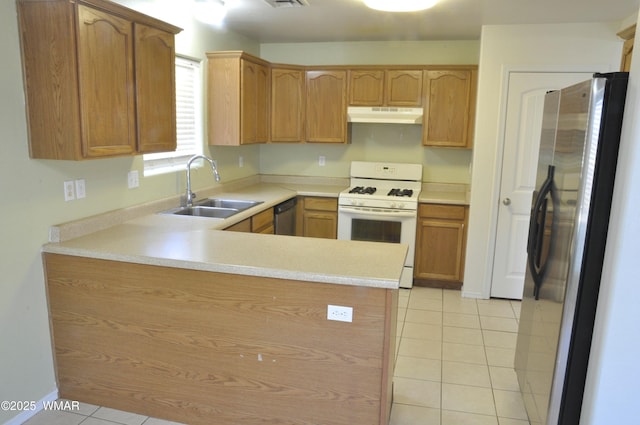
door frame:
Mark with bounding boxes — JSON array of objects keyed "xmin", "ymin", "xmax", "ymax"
[{"xmin": 476, "ymin": 64, "xmax": 610, "ymax": 299}]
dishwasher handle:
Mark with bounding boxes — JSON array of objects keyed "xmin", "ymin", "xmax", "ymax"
[{"xmin": 274, "ymin": 197, "xmax": 297, "ymax": 214}]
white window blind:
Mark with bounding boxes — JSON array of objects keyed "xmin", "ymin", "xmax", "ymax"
[{"xmin": 144, "ymin": 56, "xmax": 203, "ymax": 176}]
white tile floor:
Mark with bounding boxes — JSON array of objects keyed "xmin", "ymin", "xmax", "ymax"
[
  {"xmin": 22, "ymin": 287, "xmax": 529, "ymax": 425},
  {"xmin": 390, "ymin": 287, "xmax": 529, "ymax": 425}
]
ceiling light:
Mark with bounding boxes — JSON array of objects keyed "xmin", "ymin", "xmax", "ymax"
[
  {"xmin": 193, "ymin": 0, "xmax": 227, "ymax": 25},
  {"xmin": 363, "ymin": 0, "xmax": 439, "ymax": 12}
]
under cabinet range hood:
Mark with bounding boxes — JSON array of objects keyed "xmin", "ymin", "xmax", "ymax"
[{"xmin": 347, "ymin": 106, "xmax": 423, "ymax": 124}]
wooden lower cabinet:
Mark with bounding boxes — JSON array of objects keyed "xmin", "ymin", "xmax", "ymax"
[
  {"xmin": 414, "ymin": 203, "xmax": 468, "ymax": 288},
  {"xmin": 298, "ymin": 196, "xmax": 338, "ymax": 239},
  {"xmin": 224, "ymin": 208, "xmax": 274, "ymax": 234},
  {"xmin": 44, "ymin": 253, "xmax": 396, "ymax": 425},
  {"xmin": 224, "ymin": 218, "xmax": 251, "ymax": 232},
  {"xmin": 251, "ymin": 208, "xmax": 274, "ymax": 234}
]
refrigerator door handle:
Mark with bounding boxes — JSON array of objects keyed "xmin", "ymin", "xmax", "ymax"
[{"xmin": 527, "ymin": 165, "xmax": 555, "ymax": 299}]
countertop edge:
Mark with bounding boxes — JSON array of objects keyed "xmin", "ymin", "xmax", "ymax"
[{"xmin": 42, "ymin": 239, "xmax": 401, "ymax": 290}]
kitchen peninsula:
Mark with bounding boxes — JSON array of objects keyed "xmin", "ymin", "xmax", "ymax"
[{"xmin": 42, "ymin": 181, "xmax": 406, "ymax": 425}]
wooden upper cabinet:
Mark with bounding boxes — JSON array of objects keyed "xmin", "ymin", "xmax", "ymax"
[
  {"xmin": 306, "ymin": 70, "xmax": 348, "ymax": 143},
  {"xmin": 386, "ymin": 70, "xmax": 423, "ymax": 106},
  {"xmin": 241, "ymin": 59, "xmax": 270, "ymax": 144},
  {"xmin": 271, "ymin": 67, "xmax": 305, "ymax": 143},
  {"xmin": 423, "ymin": 69, "xmax": 477, "ymax": 148},
  {"xmin": 135, "ymin": 24, "xmax": 177, "ymax": 153},
  {"xmin": 349, "ymin": 70, "xmax": 384, "ymax": 106},
  {"xmin": 77, "ymin": 5, "xmax": 136, "ymax": 157},
  {"xmin": 208, "ymin": 52, "xmax": 269, "ymax": 146},
  {"xmin": 349, "ymin": 69, "xmax": 422, "ymax": 106},
  {"xmin": 618, "ymin": 24, "xmax": 636, "ymax": 72},
  {"xmin": 17, "ymin": 0, "xmax": 181, "ymax": 160}
]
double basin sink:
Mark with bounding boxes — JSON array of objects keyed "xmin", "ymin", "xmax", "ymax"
[{"xmin": 161, "ymin": 198, "xmax": 263, "ymax": 220}]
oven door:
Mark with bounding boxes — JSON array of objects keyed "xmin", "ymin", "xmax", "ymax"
[{"xmin": 337, "ymin": 206, "xmax": 416, "ymax": 288}]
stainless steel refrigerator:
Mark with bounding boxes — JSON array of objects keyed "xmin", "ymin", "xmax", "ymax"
[{"xmin": 515, "ymin": 72, "xmax": 628, "ymax": 425}]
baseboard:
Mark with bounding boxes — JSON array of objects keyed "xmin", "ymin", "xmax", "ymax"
[
  {"xmin": 413, "ymin": 278, "xmax": 462, "ymax": 290},
  {"xmin": 2, "ymin": 389, "xmax": 58, "ymax": 425}
]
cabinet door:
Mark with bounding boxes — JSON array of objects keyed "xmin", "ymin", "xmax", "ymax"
[
  {"xmin": 251, "ymin": 208, "xmax": 274, "ymax": 234},
  {"xmin": 422, "ymin": 70, "xmax": 473, "ymax": 148},
  {"xmin": 306, "ymin": 70, "xmax": 348, "ymax": 143},
  {"xmin": 349, "ymin": 69, "xmax": 384, "ymax": 106},
  {"xmin": 386, "ymin": 70, "xmax": 423, "ymax": 106},
  {"xmin": 271, "ymin": 68, "xmax": 305, "ymax": 142},
  {"xmin": 241, "ymin": 60, "xmax": 269, "ymax": 144},
  {"xmin": 303, "ymin": 211, "xmax": 337, "ymax": 239},
  {"xmin": 135, "ymin": 24, "xmax": 176, "ymax": 153},
  {"xmin": 415, "ymin": 219, "xmax": 465, "ymax": 281},
  {"xmin": 225, "ymin": 219, "xmax": 251, "ymax": 232},
  {"xmin": 415, "ymin": 204, "xmax": 467, "ymax": 283},
  {"xmin": 301, "ymin": 197, "xmax": 337, "ymax": 239},
  {"xmin": 77, "ymin": 4, "xmax": 136, "ymax": 157}
]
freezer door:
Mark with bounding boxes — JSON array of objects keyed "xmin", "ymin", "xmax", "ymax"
[{"xmin": 516, "ymin": 73, "xmax": 628, "ymax": 425}]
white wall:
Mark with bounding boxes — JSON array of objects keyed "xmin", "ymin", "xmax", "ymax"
[
  {"xmin": 581, "ymin": 14, "xmax": 640, "ymax": 423},
  {"xmin": 261, "ymin": 40, "xmax": 479, "ymax": 66},
  {"xmin": 463, "ymin": 23, "xmax": 624, "ymax": 298},
  {"xmin": 0, "ymin": 2, "xmax": 259, "ymax": 423},
  {"xmin": 259, "ymin": 40, "xmax": 480, "ymax": 184}
]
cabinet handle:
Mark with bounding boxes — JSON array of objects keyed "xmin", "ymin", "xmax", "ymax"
[{"xmin": 502, "ymin": 197, "xmax": 511, "ymax": 206}]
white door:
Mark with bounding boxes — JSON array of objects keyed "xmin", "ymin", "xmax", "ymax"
[{"xmin": 490, "ymin": 72, "xmax": 593, "ymax": 299}]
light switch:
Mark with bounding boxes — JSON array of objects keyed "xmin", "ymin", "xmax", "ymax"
[
  {"xmin": 128, "ymin": 170, "xmax": 139, "ymax": 189},
  {"xmin": 75, "ymin": 179, "xmax": 86, "ymax": 199}
]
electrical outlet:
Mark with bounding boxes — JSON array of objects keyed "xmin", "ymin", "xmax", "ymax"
[
  {"xmin": 327, "ymin": 305, "xmax": 353, "ymax": 323},
  {"xmin": 128, "ymin": 170, "xmax": 139, "ymax": 189},
  {"xmin": 75, "ymin": 179, "xmax": 86, "ymax": 199},
  {"xmin": 319, "ymin": 155, "xmax": 326, "ymax": 166},
  {"xmin": 63, "ymin": 180, "xmax": 75, "ymax": 201},
  {"xmin": 239, "ymin": 156, "xmax": 244, "ymax": 167}
]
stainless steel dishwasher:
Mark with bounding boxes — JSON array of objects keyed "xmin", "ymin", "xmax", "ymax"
[{"xmin": 274, "ymin": 197, "xmax": 297, "ymax": 235}]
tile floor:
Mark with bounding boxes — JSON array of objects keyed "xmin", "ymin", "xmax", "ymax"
[
  {"xmin": 390, "ymin": 287, "xmax": 528, "ymax": 425},
  {"xmin": 22, "ymin": 287, "xmax": 529, "ymax": 425}
]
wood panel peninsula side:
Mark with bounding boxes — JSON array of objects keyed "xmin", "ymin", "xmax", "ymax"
[{"xmin": 42, "ymin": 216, "xmax": 404, "ymax": 425}]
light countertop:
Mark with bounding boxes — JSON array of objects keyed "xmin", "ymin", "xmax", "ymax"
[
  {"xmin": 44, "ymin": 181, "xmax": 406, "ymax": 289},
  {"xmin": 44, "ymin": 177, "xmax": 468, "ymax": 290}
]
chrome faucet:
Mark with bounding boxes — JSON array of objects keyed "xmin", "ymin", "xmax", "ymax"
[{"xmin": 185, "ymin": 155, "xmax": 221, "ymax": 207}]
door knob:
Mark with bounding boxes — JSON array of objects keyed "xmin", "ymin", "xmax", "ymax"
[{"xmin": 503, "ymin": 198, "xmax": 511, "ymax": 206}]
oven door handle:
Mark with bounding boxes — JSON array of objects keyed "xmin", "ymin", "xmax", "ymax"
[{"xmin": 339, "ymin": 206, "xmax": 416, "ymax": 218}]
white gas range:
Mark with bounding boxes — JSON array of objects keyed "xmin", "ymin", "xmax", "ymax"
[{"xmin": 338, "ymin": 161, "xmax": 423, "ymax": 288}]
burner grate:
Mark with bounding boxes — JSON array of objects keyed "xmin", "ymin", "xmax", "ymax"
[
  {"xmin": 349, "ymin": 186, "xmax": 377, "ymax": 195},
  {"xmin": 387, "ymin": 188, "xmax": 414, "ymax": 197}
]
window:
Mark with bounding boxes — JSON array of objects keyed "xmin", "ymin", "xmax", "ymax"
[{"xmin": 143, "ymin": 56, "xmax": 203, "ymax": 176}]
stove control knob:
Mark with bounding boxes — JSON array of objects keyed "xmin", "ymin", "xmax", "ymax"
[
  {"xmin": 398, "ymin": 202, "xmax": 405, "ymax": 209},
  {"xmin": 390, "ymin": 202, "xmax": 397, "ymax": 209}
]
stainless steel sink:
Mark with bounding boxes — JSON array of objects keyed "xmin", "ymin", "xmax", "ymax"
[
  {"xmin": 167, "ymin": 206, "xmax": 239, "ymax": 219},
  {"xmin": 159, "ymin": 198, "xmax": 263, "ymax": 219},
  {"xmin": 195, "ymin": 198, "xmax": 263, "ymax": 210}
]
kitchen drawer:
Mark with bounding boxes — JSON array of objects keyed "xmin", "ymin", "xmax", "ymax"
[
  {"xmin": 225, "ymin": 218, "xmax": 251, "ymax": 232},
  {"xmin": 304, "ymin": 197, "xmax": 338, "ymax": 212},
  {"xmin": 419, "ymin": 204, "xmax": 466, "ymax": 220},
  {"xmin": 252, "ymin": 208, "xmax": 274, "ymax": 233}
]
